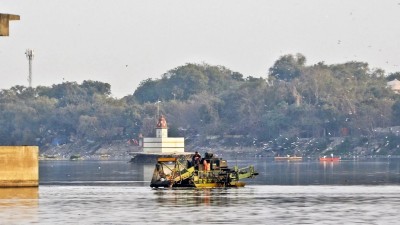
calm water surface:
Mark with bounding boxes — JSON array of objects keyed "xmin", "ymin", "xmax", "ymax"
[{"xmin": 1, "ymin": 158, "xmax": 400, "ymax": 224}]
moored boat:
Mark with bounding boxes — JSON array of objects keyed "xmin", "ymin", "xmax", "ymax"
[
  {"xmin": 274, "ymin": 156, "xmax": 303, "ymax": 161},
  {"xmin": 69, "ymin": 154, "xmax": 83, "ymax": 161},
  {"xmin": 319, "ymin": 155, "xmax": 340, "ymax": 162}
]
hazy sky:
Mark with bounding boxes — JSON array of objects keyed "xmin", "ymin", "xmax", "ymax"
[{"xmin": 1, "ymin": 0, "xmax": 400, "ymax": 97}]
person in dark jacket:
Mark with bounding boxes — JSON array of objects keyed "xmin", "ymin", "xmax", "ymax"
[{"xmin": 192, "ymin": 151, "xmax": 201, "ymax": 169}]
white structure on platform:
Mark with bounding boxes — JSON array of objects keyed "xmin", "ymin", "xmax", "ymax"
[
  {"xmin": 142, "ymin": 115, "xmax": 185, "ymax": 153},
  {"xmin": 387, "ymin": 79, "xmax": 400, "ymax": 93}
]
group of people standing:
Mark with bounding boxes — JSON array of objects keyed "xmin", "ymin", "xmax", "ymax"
[{"xmin": 191, "ymin": 151, "xmax": 212, "ymax": 171}]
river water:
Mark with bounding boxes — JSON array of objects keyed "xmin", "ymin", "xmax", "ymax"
[{"xmin": 1, "ymin": 158, "xmax": 400, "ymax": 224}]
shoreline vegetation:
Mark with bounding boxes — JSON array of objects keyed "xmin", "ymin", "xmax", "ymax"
[
  {"xmin": 40, "ymin": 131, "xmax": 400, "ymax": 161},
  {"xmin": 2, "ymin": 54, "xmax": 400, "ymax": 159}
]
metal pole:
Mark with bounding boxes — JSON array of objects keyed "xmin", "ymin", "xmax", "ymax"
[
  {"xmin": 156, "ymin": 100, "xmax": 161, "ymax": 118},
  {"xmin": 25, "ymin": 49, "xmax": 34, "ymax": 87}
]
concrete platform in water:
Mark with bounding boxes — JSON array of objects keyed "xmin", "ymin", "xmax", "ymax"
[
  {"xmin": 0, "ymin": 146, "xmax": 38, "ymax": 187},
  {"xmin": 129, "ymin": 152, "xmax": 193, "ymax": 163}
]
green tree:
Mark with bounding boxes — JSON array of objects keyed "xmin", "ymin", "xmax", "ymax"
[
  {"xmin": 392, "ymin": 100, "xmax": 400, "ymax": 125},
  {"xmin": 133, "ymin": 78, "xmax": 160, "ymax": 103},
  {"xmin": 81, "ymin": 80, "xmax": 111, "ymax": 97},
  {"xmin": 269, "ymin": 53, "xmax": 306, "ymax": 81},
  {"xmin": 387, "ymin": 72, "xmax": 400, "ymax": 81}
]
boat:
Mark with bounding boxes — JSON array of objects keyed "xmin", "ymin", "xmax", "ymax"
[
  {"xmin": 150, "ymin": 152, "xmax": 258, "ymax": 188},
  {"xmin": 319, "ymin": 155, "xmax": 340, "ymax": 162},
  {"xmin": 100, "ymin": 154, "xmax": 110, "ymax": 160},
  {"xmin": 274, "ymin": 156, "xmax": 302, "ymax": 161},
  {"xmin": 39, "ymin": 154, "xmax": 59, "ymax": 160},
  {"xmin": 69, "ymin": 154, "xmax": 83, "ymax": 161}
]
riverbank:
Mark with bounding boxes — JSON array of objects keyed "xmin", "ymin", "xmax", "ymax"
[
  {"xmin": 39, "ymin": 133, "xmax": 400, "ymax": 160},
  {"xmin": 40, "ymin": 140, "xmax": 137, "ymax": 160}
]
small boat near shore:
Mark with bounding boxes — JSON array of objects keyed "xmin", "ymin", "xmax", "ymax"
[
  {"xmin": 69, "ymin": 154, "xmax": 83, "ymax": 161},
  {"xmin": 319, "ymin": 155, "xmax": 340, "ymax": 162},
  {"xmin": 39, "ymin": 154, "xmax": 60, "ymax": 160},
  {"xmin": 274, "ymin": 156, "xmax": 303, "ymax": 161}
]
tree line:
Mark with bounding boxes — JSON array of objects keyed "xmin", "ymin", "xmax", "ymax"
[{"xmin": 1, "ymin": 54, "xmax": 400, "ymax": 155}]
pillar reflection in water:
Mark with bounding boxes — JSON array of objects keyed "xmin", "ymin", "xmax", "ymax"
[
  {"xmin": 0, "ymin": 187, "xmax": 38, "ymax": 223},
  {"xmin": 143, "ymin": 163, "xmax": 156, "ymax": 183}
]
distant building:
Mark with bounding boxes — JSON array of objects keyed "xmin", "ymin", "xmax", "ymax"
[
  {"xmin": 387, "ymin": 79, "xmax": 400, "ymax": 93},
  {"xmin": 142, "ymin": 115, "xmax": 185, "ymax": 153}
]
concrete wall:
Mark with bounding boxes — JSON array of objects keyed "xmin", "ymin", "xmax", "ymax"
[
  {"xmin": 143, "ymin": 137, "xmax": 185, "ymax": 153},
  {"xmin": 0, "ymin": 146, "xmax": 38, "ymax": 187}
]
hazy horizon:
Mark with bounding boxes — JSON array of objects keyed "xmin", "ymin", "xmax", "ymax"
[{"xmin": 1, "ymin": 0, "xmax": 399, "ymax": 97}]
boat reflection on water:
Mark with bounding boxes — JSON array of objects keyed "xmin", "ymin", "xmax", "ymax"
[
  {"xmin": 320, "ymin": 161, "xmax": 340, "ymax": 166},
  {"xmin": 0, "ymin": 187, "xmax": 38, "ymax": 223},
  {"xmin": 152, "ymin": 188, "xmax": 239, "ymax": 207},
  {"xmin": 320, "ymin": 161, "xmax": 341, "ymax": 173}
]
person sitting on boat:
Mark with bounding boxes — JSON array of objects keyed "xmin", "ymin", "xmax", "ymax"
[{"xmin": 192, "ymin": 151, "xmax": 201, "ymax": 169}]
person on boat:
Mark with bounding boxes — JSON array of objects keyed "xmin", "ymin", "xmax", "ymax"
[{"xmin": 192, "ymin": 151, "xmax": 201, "ymax": 169}]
